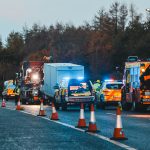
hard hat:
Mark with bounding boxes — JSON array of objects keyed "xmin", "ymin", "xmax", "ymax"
[{"xmin": 96, "ymin": 80, "xmax": 100, "ymax": 83}]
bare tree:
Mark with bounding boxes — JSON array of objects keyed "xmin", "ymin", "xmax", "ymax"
[
  {"xmin": 109, "ymin": 2, "xmax": 120, "ymax": 34},
  {"xmin": 119, "ymin": 4, "xmax": 128, "ymax": 31}
]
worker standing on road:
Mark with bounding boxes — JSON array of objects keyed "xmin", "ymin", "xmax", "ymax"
[{"xmin": 93, "ymin": 80, "xmax": 101, "ymax": 101}]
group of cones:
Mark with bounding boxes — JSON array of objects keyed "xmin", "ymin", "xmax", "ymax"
[
  {"xmin": 76, "ymin": 102, "xmax": 127, "ymax": 140},
  {"xmin": 76, "ymin": 103, "xmax": 99, "ymax": 133},
  {"xmin": 1, "ymin": 96, "xmax": 127, "ymax": 141},
  {"xmin": 38, "ymin": 99, "xmax": 59, "ymax": 120},
  {"xmin": 1, "ymin": 97, "xmax": 24, "ymax": 111}
]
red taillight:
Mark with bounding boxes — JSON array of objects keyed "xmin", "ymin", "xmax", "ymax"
[{"xmin": 103, "ymin": 89, "xmax": 110, "ymax": 93}]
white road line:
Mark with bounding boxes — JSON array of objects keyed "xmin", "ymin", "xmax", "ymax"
[
  {"xmin": 3, "ymin": 107, "xmax": 137, "ymax": 150},
  {"xmin": 3, "ymin": 107, "xmax": 15, "ymax": 111},
  {"xmin": 41, "ymin": 117, "xmax": 136, "ymax": 150},
  {"xmin": 106, "ymin": 113, "xmax": 116, "ymax": 116}
]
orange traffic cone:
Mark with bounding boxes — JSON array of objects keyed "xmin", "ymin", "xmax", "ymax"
[
  {"xmin": 76, "ymin": 103, "xmax": 87, "ymax": 128},
  {"xmin": 38, "ymin": 99, "xmax": 46, "ymax": 116},
  {"xmin": 16, "ymin": 97, "xmax": 24, "ymax": 110},
  {"xmin": 50, "ymin": 102, "xmax": 59, "ymax": 120},
  {"xmin": 86, "ymin": 103, "xmax": 99, "ymax": 133},
  {"xmin": 110, "ymin": 103, "xmax": 127, "ymax": 140},
  {"xmin": 1, "ymin": 98, "xmax": 6, "ymax": 107}
]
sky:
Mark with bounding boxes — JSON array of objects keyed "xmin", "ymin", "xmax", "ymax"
[{"xmin": 0, "ymin": 0, "xmax": 149, "ymax": 44}]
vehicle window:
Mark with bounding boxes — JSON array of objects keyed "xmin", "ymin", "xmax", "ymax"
[
  {"xmin": 7, "ymin": 84, "xmax": 16, "ymax": 89},
  {"xmin": 106, "ymin": 84, "xmax": 123, "ymax": 89},
  {"xmin": 69, "ymin": 82, "xmax": 91, "ymax": 96}
]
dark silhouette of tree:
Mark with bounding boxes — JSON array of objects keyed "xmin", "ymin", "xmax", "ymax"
[{"xmin": 0, "ymin": 2, "xmax": 150, "ymax": 85}]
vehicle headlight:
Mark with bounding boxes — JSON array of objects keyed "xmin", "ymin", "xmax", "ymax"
[
  {"xmin": 32, "ymin": 74, "xmax": 39, "ymax": 81},
  {"xmin": 32, "ymin": 90, "xmax": 38, "ymax": 95}
]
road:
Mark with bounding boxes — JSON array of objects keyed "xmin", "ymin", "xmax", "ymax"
[{"xmin": 1, "ymin": 99, "xmax": 150, "ymax": 150}]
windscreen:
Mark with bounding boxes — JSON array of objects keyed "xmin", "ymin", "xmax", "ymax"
[
  {"xmin": 68, "ymin": 81, "xmax": 91, "ymax": 96},
  {"xmin": 106, "ymin": 83, "xmax": 123, "ymax": 89}
]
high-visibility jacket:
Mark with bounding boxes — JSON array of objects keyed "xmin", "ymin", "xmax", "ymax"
[{"xmin": 93, "ymin": 83, "xmax": 101, "ymax": 92}]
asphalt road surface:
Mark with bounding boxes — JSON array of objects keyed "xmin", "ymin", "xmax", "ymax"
[{"xmin": 1, "ymin": 99, "xmax": 150, "ymax": 150}]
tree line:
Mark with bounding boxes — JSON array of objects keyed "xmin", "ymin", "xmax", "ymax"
[{"xmin": 0, "ymin": 2, "xmax": 150, "ymax": 91}]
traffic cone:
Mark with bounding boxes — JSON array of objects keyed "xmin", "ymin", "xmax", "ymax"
[
  {"xmin": 1, "ymin": 98, "xmax": 6, "ymax": 107},
  {"xmin": 50, "ymin": 102, "xmax": 59, "ymax": 120},
  {"xmin": 86, "ymin": 103, "xmax": 99, "ymax": 133},
  {"xmin": 110, "ymin": 103, "xmax": 127, "ymax": 140},
  {"xmin": 38, "ymin": 99, "xmax": 46, "ymax": 116},
  {"xmin": 76, "ymin": 103, "xmax": 87, "ymax": 128},
  {"xmin": 16, "ymin": 97, "xmax": 24, "ymax": 110}
]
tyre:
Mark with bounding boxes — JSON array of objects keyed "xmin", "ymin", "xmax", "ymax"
[
  {"xmin": 131, "ymin": 102, "xmax": 147, "ymax": 112},
  {"xmin": 55, "ymin": 103, "xmax": 60, "ymax": 110},
  {"xmin": 21, "ymin": 98, "xmax": 26, "ymax": 104},
  {"xmin": 121, "ymin": 91, "xmax": 132, "ymax": 111},
  {"xmin": 62, "ymin": 103, "xmax": 67, "ymax": 111},
  {"xmin": 96, "ymin": 102, "xmax": 100, "ymax": 109},
  {"xmin": 121, "ymin": 101, "xmax": 132, "ymax": 111},
  {"xmin": 99, "ymin": 95, "xmax": 105, "ymax": 109},
  {"xmin": 88, "ymin": 104, "xmax": 91, "ymax": 111}
]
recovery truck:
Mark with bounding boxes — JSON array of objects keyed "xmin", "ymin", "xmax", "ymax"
[
  {"xmin": 20, "ymin": 61, "xmax": 44, "ymax": 104},
  {"xmin": 121, "ymin": 56, "xmax": 150, "ymax": 111},
  {"xmin": 40, "ymin": 63, "xmax": 95, "ymax": 110}
]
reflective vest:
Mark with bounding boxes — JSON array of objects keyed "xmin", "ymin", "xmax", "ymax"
[{"xmin": 93, "ymin": 83, "xmax": 101, "ymax": 92}]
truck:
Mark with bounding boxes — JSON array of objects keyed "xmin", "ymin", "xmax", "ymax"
[
  {"xmin": 40, "ymin": 63, "xmax": 95, "ymax": 110},
  {"xmin": 19, "ymin": 61, "xmax": 44, "ymax": 104},
  {"xmin": 121, "ymin": 56, "xmax": 150, "ymax": 111}
]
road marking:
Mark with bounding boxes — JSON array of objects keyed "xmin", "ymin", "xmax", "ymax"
[
  {"xmin": 3, "ymin": 107, "xmax": 15, "ymax": 111},
  {"xmin": 127, "ymin": 114, "xmax": 150, "ymax": 119},
  {"xmin": 106, "ymin": 113, "xmax": 116, "ymax": 116},
  {"xmin": 42, "ymin": 117, "xmax": 136, "ymax": 150},
  {"xmin": 3, "ymin": 107, "xmax": 137, "ymax": 150}
]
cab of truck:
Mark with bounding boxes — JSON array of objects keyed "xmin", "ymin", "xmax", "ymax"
[{"xmin": 96, "ymin": 80, "xmax": 123, "ymax": 109}]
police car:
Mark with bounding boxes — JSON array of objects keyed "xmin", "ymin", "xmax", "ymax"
[{"xmin": 96, "ymin": 80, "xmax": 123, "ymax": 109}]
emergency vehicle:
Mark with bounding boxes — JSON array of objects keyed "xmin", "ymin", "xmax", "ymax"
[
  {"xmin": 2, "ymin": 80, "xmax": 16, "ymax": 100},
  {"xmin": 121, "ymin": 56, "xmax": 150, "ymax": 111},
  {"xmin": 19, "ymin": 61, "xmax": 44, "ymax": 104},
  {"xmin": 96, "ymin": 80, "xmax": 123, "ymax": 109},
  {"xmin": 41, "ymin": 63, "xmax": 95, "ymax": 110}
]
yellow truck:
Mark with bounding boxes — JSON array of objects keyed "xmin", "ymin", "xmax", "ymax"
[{"xmin": 122, "ymin": 56, "xmax": 150, "ymax": 111}]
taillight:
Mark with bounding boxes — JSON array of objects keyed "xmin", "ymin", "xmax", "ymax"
[{"xmin": 103, "ymin": 89, "xmax": 110, "ymax": 93}]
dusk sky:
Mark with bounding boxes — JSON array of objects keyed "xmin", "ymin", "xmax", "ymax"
[{"xmin": 0, "ymin": 0, "xmax": 149, "ymax": 44}]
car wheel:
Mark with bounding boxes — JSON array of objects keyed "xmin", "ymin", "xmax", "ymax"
[
  {"xmin": 62, "ymin": 103, "xmax": 67, "ymax": 111},
  {"xmin": 121, "ymin": 101, "xmax": 132, "ymax": 111},
  {"xmin": 55, "ymin": 103, "xmax": 60, "ymax": 110},
  {"xmin": 99, "ymin": 95, "xmax": 105, "ymax": 109}
]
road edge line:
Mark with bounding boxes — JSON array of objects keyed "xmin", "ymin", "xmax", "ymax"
[{"xmin": 3, "ymin": 107, "xmax": 137, "ymax": 150}]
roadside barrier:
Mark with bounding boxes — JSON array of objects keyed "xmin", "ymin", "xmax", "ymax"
[
  {"xmin": 86, "ymin": 103, "xmax": 99, "ymax": 133},
  {"xmin": 76, "ymin": 103, "xmax": 87, "ymax": 128},
  {"xmin": 38, "ymin": 99, "xmax": 46, "ymax": 116},
  {"xmin": 50, "ymin": 102, "xmax": 59, "ymax": 120},
  {"xmin": 16, "ymin": 97, "xmax": 24, "ymax": 110},
  {"xmin": 110, "ymin": 103, "xmax": 127, "ymax": 140},
  {"xmin": 1, "ymin": 98, "xmax": 6, "ymax": 107}
]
